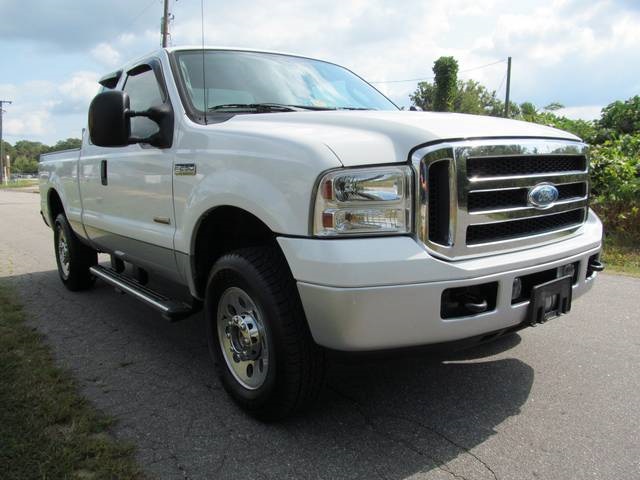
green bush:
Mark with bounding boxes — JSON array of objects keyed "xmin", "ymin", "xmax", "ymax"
[{"xmin": 589, "ymin": 134, "xmax": 640, "ymax": 239}]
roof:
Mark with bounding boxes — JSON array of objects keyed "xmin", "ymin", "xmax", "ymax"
[
  {"xmin": 163, "ymin": 45, "xmax": 319, "ymax": 60},
  {"xmin": 109, "ymin": 46, "xmax": 334, "ymax": 79}
]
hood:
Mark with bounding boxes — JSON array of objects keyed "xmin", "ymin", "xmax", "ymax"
[{"xmin": 221, "ymin": 110, "xmax": 582, "ymax": 167}]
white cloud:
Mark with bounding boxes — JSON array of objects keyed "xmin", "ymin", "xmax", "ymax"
[
  {"xmin": 59, "ymin": 71, "xmax": 100, "ymax": 104},
  {"xmin": 91, "ymin": 42, "xmax": 121, "ymax": 67},
  {"xmin": 0, "ymin": 71, "xmax": 99, "ymax": 141},
  {"xmin": 4, "ymin": 108, "xmax": 51, "ymax": 137},
  {"xmin": 2, "ymin": 0, "xmax": 639, "ymax": 142}
]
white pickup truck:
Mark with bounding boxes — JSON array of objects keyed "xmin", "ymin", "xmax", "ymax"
[{"xmin": 40, "ymin": 47, "xmax": 604, "ymax": 418}]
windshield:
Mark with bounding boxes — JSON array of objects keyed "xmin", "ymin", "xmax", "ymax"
[{"xmin": 173, "ymin": 50, "xmax": 398, "ymax": 113}]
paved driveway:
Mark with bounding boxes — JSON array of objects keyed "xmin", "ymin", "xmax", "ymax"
[{"xmin": 1, "ymin": 189, "xmax": 639, "ymax": 480}]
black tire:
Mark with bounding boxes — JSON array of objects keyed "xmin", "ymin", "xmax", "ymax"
[
  {"xmin": 205, "ymin": 246, "xmax": 325, "ymax": 420},
  {"xmin": 53, "ymin": 213, "xmax": 97, "ymax": 291}
]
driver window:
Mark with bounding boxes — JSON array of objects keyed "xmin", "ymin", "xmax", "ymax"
[{"xmin": 123, "ymin": 67, "xmax": 164, "ymax": 139}]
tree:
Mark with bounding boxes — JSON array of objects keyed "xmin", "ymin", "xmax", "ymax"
[
  {"xmin": 0, "ymin": 138, "xmax": 82, "ymax": 174},
  {"xmin": 409, "ymin": 82, "xmax": 436, "ymax": 111},
  {"xmin": 411, "ymin": 78, "xmax": 519, "ymax": 118},
  {"xmin": 455, "ymin": 79, "xmax": 520, "ymax": 117},
  {"xmin": 432, "ymin": 56, "xmax": 459, "ymax": 112},
  {"xmin": 13, "ymin": 140, "xmax": 48, "ymax": 162},
  {"xmin": 543, "ymin": 102, "xmax": 564, "ymax": 111},
  {"xmin": 520, "ymin": 102, "xmax": 538, "ymax": 122},
  {"xmin": 12, "ymin": 156, "xmax": 39, "ymax": 174},
  {"xmin": 50, "ymin": 138, "xmax": 82, "ymax": 152},
  {"xmin": 518, "ymin": 101, "xmax": 598, "ymax": 142},
  {"xmin": 597, "ymin": 96, "xmax": 640, "ymax": 140},
  {"xmin": 0, "ymin": 140, "xmax": 15, "ymax": 163}
]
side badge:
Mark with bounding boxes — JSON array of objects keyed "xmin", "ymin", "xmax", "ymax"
[{"xmin": 175, "ymin": 163, "xmax": 197, "ymax": 176}]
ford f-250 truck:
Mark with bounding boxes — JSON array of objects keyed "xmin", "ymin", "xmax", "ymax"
[{"xmin": 39, "ymin": 47, "xmax": 604, "ymax": 419}]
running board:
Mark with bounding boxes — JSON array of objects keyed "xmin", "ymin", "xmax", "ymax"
[{"xmin": 89, "ymin": 265, "xmax": 195, "ymax": 321}]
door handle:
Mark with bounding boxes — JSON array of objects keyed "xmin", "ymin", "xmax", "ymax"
[{"xmin": 100, "ymin": 159, "xmax": 108, "ymax": 185}]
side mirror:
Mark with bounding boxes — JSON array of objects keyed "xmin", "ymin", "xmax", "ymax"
[
  {"xmin": 88, "ymin": 90, "xmax": 174, "ymax": 148},
  {"xmin": 88, "ymin": 90, "xmax": 131, "ymax": 147}
]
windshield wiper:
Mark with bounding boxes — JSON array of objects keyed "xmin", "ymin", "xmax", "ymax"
[
  {"xmin": 208, "ymin": 103, "xmax": 376, "ymax": 113},
  {"xmin": 288, "ymin": 105, "xmax": 337, "ymax": 111},
  {"xmin": 208, "ymin": 103, "xmax": 303, "ymax": 112},
  {"xmin": 290, "ymin": 105, "xmax": 375, "ymax": 111}
]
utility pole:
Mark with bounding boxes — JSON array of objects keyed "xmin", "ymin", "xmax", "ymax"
[
  {"xmin": 0, "ymin": 100, "xmax": 12, "ymax": 184},
  {"xmin": 504, "ymin": 56, "xmax": 512, "ymax": 118},
  {"xmin": 161, "ymin": 0, "xmax": 170, "ymax": 47}
]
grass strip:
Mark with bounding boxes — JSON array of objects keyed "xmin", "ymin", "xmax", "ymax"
[
  {"xmin": 0, "ymin": 283, "xmax": 144, "ymax": 480},
  {"xmin": 602, "ymin": 234, "xmax": 640, "ymax": 277},
  {"xmin": 0, "ymin": 180, "xmax": 38, "ymax": 189}
]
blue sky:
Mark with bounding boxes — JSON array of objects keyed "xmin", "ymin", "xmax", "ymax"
[{"xmin": 1, "ymin": 0, "xmax": 638, "ymax": 144}]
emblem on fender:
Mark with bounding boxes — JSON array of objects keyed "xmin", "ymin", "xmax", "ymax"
[{"xmin": 528, "ymin": 183, "xmax": 559, "ymax": 209}]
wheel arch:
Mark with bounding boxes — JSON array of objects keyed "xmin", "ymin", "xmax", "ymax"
[
  {"xmin": 190, "ymin": 205, "xmax": 291, "ymax": 299},
  {"xmin": 47, "ymin": 188, "xmax": 65, "ymax": 225}
]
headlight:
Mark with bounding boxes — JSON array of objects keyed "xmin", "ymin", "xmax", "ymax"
[{"xmin": 313, "ymin": 166, "xmax": 413, "ymax": 236}]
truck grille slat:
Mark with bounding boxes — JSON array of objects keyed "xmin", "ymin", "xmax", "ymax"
[
  {"xmin": 468, "ymin": 182, "xmax": 587, "ymax": 212},
  {"xmin": 414, "ymin": 140, "xmax": 590, "ymax": 259},
  {"xmin": 467, "ymin": 155, "xmax": 586, "ymax": 177},
  {"xmin": 428, "ymin": 160, "xmax": 452, "ymax": 245},
  {"xmin": 466, "ymin": 209, "xmax": 585, "ymax": 245}
]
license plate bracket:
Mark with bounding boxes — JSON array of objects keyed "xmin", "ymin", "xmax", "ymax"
[{"xmin": 527, "ymin": 275, "xmax": 573, "ymax": 325}]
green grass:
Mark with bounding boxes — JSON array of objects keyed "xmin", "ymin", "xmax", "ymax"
[
  {"xmin": 0, "ymin": 283, "xmax": 144, "ymax": 480},
  {"xmin": 602, "ymin": 234, "xmax": 640, "ymax": 277},
  {"xmin": 0, "ymin": 179, "xmax": 38, "ymax": 189}
]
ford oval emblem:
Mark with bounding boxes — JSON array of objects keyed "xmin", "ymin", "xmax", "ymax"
[{"xmin": 528, "ymin": 183, "xmax": 559, "ymax": 209}]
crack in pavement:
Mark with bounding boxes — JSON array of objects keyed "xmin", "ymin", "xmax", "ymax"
[{"xmin": 328, "ymin": 384, "xmax": 495, "ymax": 480}]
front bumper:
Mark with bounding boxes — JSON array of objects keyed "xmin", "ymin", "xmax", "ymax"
[{"xmin": 278, "ymin": 210, "xmax": 603, "ymax": 351}]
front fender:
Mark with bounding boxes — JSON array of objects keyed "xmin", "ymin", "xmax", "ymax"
[{"xmin": 172, "ymin": 130, "xmax": 342, "ymax": 254}]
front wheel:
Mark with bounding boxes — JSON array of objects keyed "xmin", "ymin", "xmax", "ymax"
[
  {"xmin": 205, "ymin": 247, "xmax": 325, "ymax": 420},
  {"xmin": 53, "ymin": 213, "xmax": 97, "ymax": 291}
]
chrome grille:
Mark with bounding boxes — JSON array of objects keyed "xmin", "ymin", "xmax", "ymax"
[{"xmin": 413, "ymin": 139, "xmax": 589, "ymax": 260}]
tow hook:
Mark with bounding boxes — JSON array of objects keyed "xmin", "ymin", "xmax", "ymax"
[
  {"xmin": 461, "ymin": 294, "xmax": 489, "ymax": 314},
  {"xmin": 588, "ymin": 259, "xmax": 605, "ymax": 273}
]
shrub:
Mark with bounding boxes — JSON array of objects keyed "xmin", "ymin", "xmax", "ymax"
[{"xmin": 589, "ymin": 134, "xmax": 640, "ymax": 239}]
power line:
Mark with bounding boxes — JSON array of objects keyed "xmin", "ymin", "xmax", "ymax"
[
  {"xmin": 369, "ymin": 75, "xmax": 434, "ymax": 85},
  {"xmin": 460, "ymin": 59, "xmax": 507, "ymax": 74},
  {"xmin": 123, "ymin": 0, "xmax": 160, "ymax": 32},
  {"xmin": 369, "ymin": 58, "xmax": 507, "ymax": 84},
  {"xmin": 495, "ymin": 71, "xmax": 508, "ymax": 97}
]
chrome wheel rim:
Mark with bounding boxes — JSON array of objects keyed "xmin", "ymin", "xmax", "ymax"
[
  {"xmin": 57, "ymin": 226, "xmax": 70, "ymax": 279},
  {"xmin": 217, "ymin": 287, "xmax": 269, "ymax": 390}
]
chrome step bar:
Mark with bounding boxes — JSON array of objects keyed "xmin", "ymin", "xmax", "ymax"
[{"xmin": 89, "ymin": 265, "xmax": 194, "ymax": 321}]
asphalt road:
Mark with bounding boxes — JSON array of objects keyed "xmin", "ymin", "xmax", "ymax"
[{"xmin": 1, "ymin": 189, "xmax": 639, "ymax": 480}]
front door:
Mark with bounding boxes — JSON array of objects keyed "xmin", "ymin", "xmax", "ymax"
[{"xmin": 80, "ymin": 61, "xmax": 178, "ymax": 280}]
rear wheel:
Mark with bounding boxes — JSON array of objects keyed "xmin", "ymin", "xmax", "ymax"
[
  {"xmin": 205, "ymin": 246, "xmax": 325, "ymax": 420},
  {"xmin": 54, "ymin": 213, "xmax": 97, "ymax": 291}
]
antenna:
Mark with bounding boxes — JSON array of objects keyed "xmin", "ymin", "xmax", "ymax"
[{"xmin": 201, "ymin": 0, "xmax": 207, "ymax": 124}]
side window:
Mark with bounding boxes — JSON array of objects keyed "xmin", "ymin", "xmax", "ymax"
[{"xmin": 123, "ymin": 67, "xmax": 164, "ymax": 139}]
